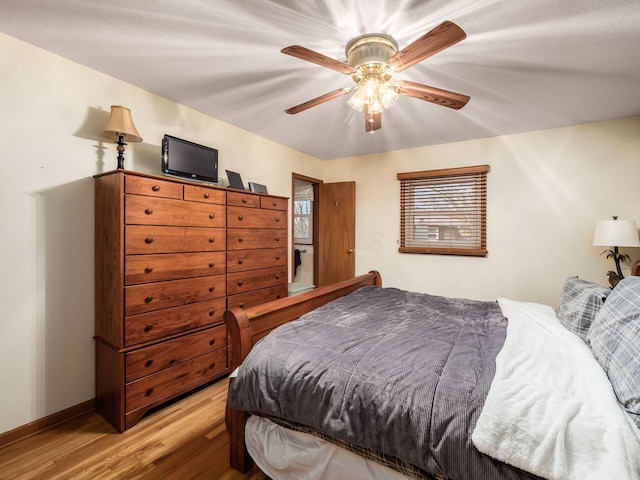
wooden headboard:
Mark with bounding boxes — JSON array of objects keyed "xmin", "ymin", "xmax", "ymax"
[{"xmin": 632, "ymin": 259, "xmax": 640, "ymax": 277}]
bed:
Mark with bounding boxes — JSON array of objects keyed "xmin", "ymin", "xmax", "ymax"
[{"xmin": 225, "ymin": 270, "xmax": 640, "ymax": 480}]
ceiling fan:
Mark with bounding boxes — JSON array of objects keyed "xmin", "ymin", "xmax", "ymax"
[{"xmin": 282, "ymin": 21, "xmax": 470, "ymax": 133}]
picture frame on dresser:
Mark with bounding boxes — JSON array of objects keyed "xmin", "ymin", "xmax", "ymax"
[
  {"xmin": 248, "ymin": 182, "xmax": 268, "ymax": 194},
  {"xmin": 225, "ymin": 170, "xmax": 245, "ymax": 191}
]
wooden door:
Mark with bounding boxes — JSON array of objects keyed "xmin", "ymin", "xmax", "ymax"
[{"xmin": 317, "ymin": 182, "xmax": 356, "ymax": 286}]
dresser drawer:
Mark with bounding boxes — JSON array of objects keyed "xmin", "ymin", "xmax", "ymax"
[
  {"xmin": 124, "ymin": 298, "xmax": 226, "ymax": 346},
  {"xmin": 227, "ymin": 191, "xmax": 260, "ymax": 208},
  {"xmin": 125, "ymin": 175, "xmax": 183, "ymax": 199},
  {"xmin": 227, "ymin": 228, "xmax": 286, "ymax": 250},
  {"xmin": 125, "ymin": 325, "xmax": 226, "ymax": 382},
  {"xmin": 227, "ymin": 284, "xmax": 288, "ymax": 310},
  {"xmin": 125, "ymin": 251, "xmax": 226, "ymax": 285},
  {"xmin": 125, "ymin": 275, "xmax": 226, "ymax": 315},
  {"xmin": 227, "ymin": 206, "xmax": 286, "ymax": 229},
  {"xmin": 261, "ymin": 196, "xmax": 287, "ymax": 211},
  {"xmin": 125, "ymin": 348, "xmax": 227, "ymax": 413},
  {"xmin": 184, "ymin": 184, "xmax": 226, "ymax": 204},
  {"xmin": 125, "ymin": 195, "xmax": 226, "ymax": 227},
  {"xmin": 227, "ymin": 266, "xmax": 287, "ymax": 295},
  {"xmin": 126, "ymin": 226, "xmax": 226, "ymax": 254},
  {"xmin": 226, "ymin": 248, "xmax": 287, "ymax": 273}
]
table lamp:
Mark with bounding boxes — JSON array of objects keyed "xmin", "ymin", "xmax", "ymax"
[
  {"xmin": 100, "ymin": 105, "xmax": 142, "ymax": 169},
  {"xmin": 593, "ymin": 216, "xmax": 640, "ymax": 287}
]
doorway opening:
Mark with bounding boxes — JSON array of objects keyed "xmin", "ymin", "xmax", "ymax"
[{"xmin": 291, "ymin": 174, "xmax": 321, "ymax": 295}]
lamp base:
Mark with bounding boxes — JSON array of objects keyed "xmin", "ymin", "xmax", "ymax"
[
  {"xmin": 116, "ymin": 134, "xmax": 127, "ymax": 169},
  {"xmin": 607, "ymin": 271, "xmax": 621, "ymax": 289}
]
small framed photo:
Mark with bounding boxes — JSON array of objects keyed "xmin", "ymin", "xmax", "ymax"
[
  {"xmin": 225, "ymin": 170, "xmax": 246, "ymax": 190},
  {"xmin": 248, "ymin": 182, "xmax": 268, "ymax": 194}
]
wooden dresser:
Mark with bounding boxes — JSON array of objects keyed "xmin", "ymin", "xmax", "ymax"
[{"xmin": 94, "ymin": 170, "xmax": 288, "ymax": 432}]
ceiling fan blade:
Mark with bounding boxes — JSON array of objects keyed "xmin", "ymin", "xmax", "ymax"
[
  {"xmin": 282, "ymin": 45, "xmax": 356, "ymax": 75},
  {"xmin": 364, "ymin": 105, "xmax": 382, "ymax": 132},
  {"xmin": 386, "ymin": 21, "xmax": 466, "ymax": 73},
  {"xmin": 397, "ymin": 81, "xmax": 469, "ymax": 110},
  {"xmin": 285, "ymin": 87, "xmax": 353, "ymax": 114}
]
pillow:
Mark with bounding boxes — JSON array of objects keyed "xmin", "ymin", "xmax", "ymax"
[
  {"xmin": 556, "ymin": 276, "xmax": 611, "ymax": 341},
  {"xmin": 587, "ymin": 276, "xmax": 640, "ymax": 427}
]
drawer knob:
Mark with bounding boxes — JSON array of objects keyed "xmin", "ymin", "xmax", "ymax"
[
  {"xmin": 204, "ymin": 193, "xmax": 210, "ymax": 199},
  {"xmin": 152, "ymin": 185, "xmax": 160, "ymax": 192},
  {"xmin": 144, "ymin": 296, "xmax": 154, "ymax": 304},
  {"xmin": 238, "ymin": 237, "xmax": 244, "ymax": 243},
  {"xmin": 209, "ymin": 309, "xmax": 215, "ymax": 316},
  {"xmin": 144, "ymin": 324, "xmax": 153, "ymax": 332},
  {"xmin": 168, "ymin": 359, "xmax": 176, "ymax": 366},
  {"xmin": 275, "ymin": 255, "xmax": 280, "ymax": 260},
  {"xmin": 238, "ymin": 215, "xmax": 243, "ymax": 221},
  {"xmin": 209, "ymin": 286, "xmax": 215, "ymax": 292},
  {"xmin": 209, "ymin": 237, "xmax": 215, "ymax": 243},
  {"xmin": 272, "ymin": 201, "xmax": 277, "ymax": 207},
  {"xmin": 145, "ymin": 208, "xmax": 153, "ymax": 215},
  {"xmin": 237, "ymin": 280, "xmax": 243, "ymax": 287},
  {"xmin": 145, "ymin": 388, "xmax": 154, "ymax": 397},
  {"xmin": 239, "ymin": 302, "xmax": 245, "ymax": 308},
  {"xmin": 275, "ymin": 236, "xmax": 280, "ymax": 242},
  {"xmin": 275, "ymin": 274, "xmax": 280, "ymax": 280},
  {"xmin": 145, "ymin": 237, "xmax": 154, "ymax": 244},
  {"xmin": 209, "ymin": 213, "xmax": 215, "ymax": 219},
  {"xmin": 237, "ymin": 258, "xmax": 243, "ymax": 265},
  {"xmin": 209, "ymin": 362, "xmax": 216, "ymax": 370},
  {"xmin": 144, "ymin": 266, "xmax": 153, "ymax": 274},
  {"xmin": 209, "ymin": 262, "xmax": 215, "ymax": 268},
  {"xmin": 145, "ymin": 359, "xmax": 154, "ymax": 368},
  {"xmin": 242, "ymin": 198, "xmax": 247, "ymax": 203},
  {"xmin": 277, "ymin": 294, "xmax": 281, "ymax": 299},
  {"xmin": 209, "ymin": 339, "xmax": 216, "ymax": 346},
  {"xmin": 275, "ymin": 217, "xmax": 280, "ymax": 222}
]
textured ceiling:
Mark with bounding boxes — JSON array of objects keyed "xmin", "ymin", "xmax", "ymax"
[{"xmin": 1, "ymin": 0, "xmax": 639, "ymax": 159}]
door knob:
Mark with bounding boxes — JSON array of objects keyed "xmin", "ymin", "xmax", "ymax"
[{"xmin": 347, "ymin": 249, "xmax": 354, "ymax": 254}]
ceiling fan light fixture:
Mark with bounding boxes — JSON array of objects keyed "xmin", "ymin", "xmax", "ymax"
[
  {"xmin": 347, "ymin": 86, "xmax": 366, "ymax": 112},
  {"xmin": 347, "ymin": 71, "xmax": 398, "ymax": 114},
  {"xmin": 378, "ymin": 82, "xmax": 399, "ymax": 109}
]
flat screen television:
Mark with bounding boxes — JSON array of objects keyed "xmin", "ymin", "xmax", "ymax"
[{"xmin": 162, "ymin": 134, "xmax": 218, "ymax": 183}]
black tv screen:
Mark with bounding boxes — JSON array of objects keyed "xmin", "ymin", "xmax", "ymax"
[{"xmin": 162, "ymin": 135, "xmax": 218, "ymax": 183}]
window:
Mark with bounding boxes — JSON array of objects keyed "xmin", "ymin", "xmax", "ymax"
[
  {"xmin": 294, "ymin": 199, "xmax": 313, "ymax": 244},
  {"xmin": 398, "ymin": 165, "xmax": 488, "ymax": 257}
]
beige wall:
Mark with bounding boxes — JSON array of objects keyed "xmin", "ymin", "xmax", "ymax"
[
  {"xmin": 324, "ymin": 117, "xmax": 640, "ymax": 303},
  {"xmin": 1, "ymin": 30, "xmax": 639, "ymax": 436},
  {"xmin": 0, "ymin": 33, "xmax": 322, "ymax": 435}
]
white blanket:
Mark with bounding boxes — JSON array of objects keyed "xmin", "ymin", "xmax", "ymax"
[{"xmin": 472, "ymin": 298, "xmax": 640, "ymax": 480}]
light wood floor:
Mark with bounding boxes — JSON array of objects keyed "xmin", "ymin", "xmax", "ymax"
[{"xmin": 0, "ymin": 377, "xmax": 268, "ymax": 479}]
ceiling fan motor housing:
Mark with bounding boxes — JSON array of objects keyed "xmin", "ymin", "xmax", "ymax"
[{"xmin": 346, "ymin": 34, "xmax": 398, "ymax": 82}]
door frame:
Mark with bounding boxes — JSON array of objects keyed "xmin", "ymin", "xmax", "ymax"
[{"xmin": 291, "ymin": 173, "xmax": 322, "ymax": 286}]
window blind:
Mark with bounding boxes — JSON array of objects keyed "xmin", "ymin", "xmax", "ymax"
[{"xmin": 398, "ymin": 165, "xmax": 488, "ymax": 256}]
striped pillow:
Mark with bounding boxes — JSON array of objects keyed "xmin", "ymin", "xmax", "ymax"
[
  {"xmin": 587, "ymin": 276, "xmax": 640, "ymax": 427},
  {"xmin": 556, "ymin": 276, "xmax": 610, "ymax": 341}
]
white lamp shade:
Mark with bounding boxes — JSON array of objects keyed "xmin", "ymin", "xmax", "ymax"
[{"xmin": 593, "ymin": 219, "xmax": 640, "ymax": 247}]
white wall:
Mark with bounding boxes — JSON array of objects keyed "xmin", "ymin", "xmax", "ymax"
[
  {"xmin": 323, "ymin": 117, "xmax": 640, "ymax": 304},
  {"xmin": 0, "ymin": 33, "xmax": 322, "ymax": 435},
  {"xmin": 2, "ymin": 29, "xmax": 639, "ymax": 436}
]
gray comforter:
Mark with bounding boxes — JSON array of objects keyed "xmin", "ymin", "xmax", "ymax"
[{"xmin": 228, "ymin": 286, "xmax": 542, "ymax": 480}]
